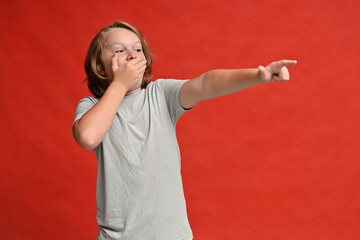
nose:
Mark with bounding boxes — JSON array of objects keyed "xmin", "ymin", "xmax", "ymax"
[{"xmin": 126, "ymin": 50, "xmax": 137, "ymax": 61}]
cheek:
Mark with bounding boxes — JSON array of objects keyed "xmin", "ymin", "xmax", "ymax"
[
  {"xmin": 104, "ymin": 54, "xmax": 126, "ymax": 70},
  {"xmin": 101, "ymin": 53, "xmax": 112, "ymax": 71},
  {"xmin": 139, "ymin": 52, "xmax": 146, "ymax": 58},
  {"xmin": 117, "ymin": 56, "xmax": 127, "ymax": 66}
]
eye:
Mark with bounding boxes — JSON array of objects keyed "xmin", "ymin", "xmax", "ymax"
[
  {"xmin": 134, "ymin": 49, "xmax": 142, "ymax": 52},
  {"xmin": 115, "ymin": 49, "xmax": 124, "ymax": 53}
]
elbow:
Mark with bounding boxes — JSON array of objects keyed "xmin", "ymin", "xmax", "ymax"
[
  {"xmin": 78, "ymin": 136, "xmax": 98, "ymax": 150},
  {"xmin": 72, "ymin": 121, "xmax": 99, "ymax": 150},
  {"xmin": 201, "ymin": 70, "xmax": 216, "ymax": 101}
]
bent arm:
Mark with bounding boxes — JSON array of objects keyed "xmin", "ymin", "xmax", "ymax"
[{"xmin": 72, "ymin": 82, "xmax": 127, "ymax": 150}]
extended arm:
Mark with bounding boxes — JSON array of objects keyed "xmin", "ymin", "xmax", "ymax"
[{"xmin": 179, "ymin": 60, "xmax": 297, "ymax": 109}]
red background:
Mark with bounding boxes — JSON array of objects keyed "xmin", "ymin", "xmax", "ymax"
[{"xmin": 1, "ymin": 0, "xmax": 359, "ymax": 239}]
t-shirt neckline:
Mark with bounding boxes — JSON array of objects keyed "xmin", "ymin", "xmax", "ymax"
[{"xmin": 122, "ymin": 88, "xmax": 143, "ymax": 101}]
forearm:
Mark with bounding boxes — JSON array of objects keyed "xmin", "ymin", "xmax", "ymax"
[
  {"xmin": 202, "ymin": 68, "xmax": 261, "ymax": 100},
  {"xmin": 73, "ymin": 81, "xmax": 127, "ymax": 150}
]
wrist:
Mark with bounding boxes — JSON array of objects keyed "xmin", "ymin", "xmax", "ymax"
[
  {"xmin": 255, "ymin": 68, "xmax": 263, "ymax": 84},
  {"xmin": 109, "ymin": 81, "xmax": 129, "ymax": 94},
  {"xmin": 257, "ymin": 66, "xmax": 272, "ymax": 84}
]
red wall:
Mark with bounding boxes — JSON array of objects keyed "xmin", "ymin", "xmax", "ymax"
[{"xmin": 1, "ymin": 0, "xmax": 359, "ymax": 239}]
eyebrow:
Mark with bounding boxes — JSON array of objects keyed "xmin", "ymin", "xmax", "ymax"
[{"xmin": 108, "ymin": 41, "xmax": 141, "ymax": 47}]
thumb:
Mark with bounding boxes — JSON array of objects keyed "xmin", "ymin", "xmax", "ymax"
[{"xmin": 258, "ymin": 65, "xmax": 266, "ymax": 72}]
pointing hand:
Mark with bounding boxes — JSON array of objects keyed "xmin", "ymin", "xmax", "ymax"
[{"xmin": 258, "ymin": 60, "xmax": 297, "ymax": 84}]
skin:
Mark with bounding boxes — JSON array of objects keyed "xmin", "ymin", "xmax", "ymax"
[
  {"xmin": 258, "ymin": 60, "xmax": 297, "ymax": 83},
  {"xmin": 73, "ymin": 27, "xmax": 297, "ymax": 150},
  {"xmin": 180, "ymin": 60, "xmax": 297, "ymax": 109},
  {"xmin": 72, "ymin": 28, "xmax": 147, "ymax": 150},
  {"xmin": 101, "ymin": 28, "xmax": 147, "ymax": 95}
]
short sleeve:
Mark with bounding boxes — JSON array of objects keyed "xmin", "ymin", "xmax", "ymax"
[
  {"xmin": 72, "ymin": 96, "xmax": 99, "ymax": 126},
  {"xmin": 154, "ymin": 79, "xmax": 193, "ymax": 125}
]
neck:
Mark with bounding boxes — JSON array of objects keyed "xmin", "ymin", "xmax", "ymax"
[{"xmin": 125, "ymin": 87, "xmax": 141, "ymax": 96}]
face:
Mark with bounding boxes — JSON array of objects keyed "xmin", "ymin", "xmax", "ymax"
[{"xmin": 101, "ymin": 28, "xmax": 146, "ymax": 86}]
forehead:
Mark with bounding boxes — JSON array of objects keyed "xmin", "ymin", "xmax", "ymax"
[{"xmin": 103, "ymin": 28, "xmax": 141, "ymax": 46}]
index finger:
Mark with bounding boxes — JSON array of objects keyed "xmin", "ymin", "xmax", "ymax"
[
  {"xmin": 281, "ymin": 60, "xmax": 297, "ymax": 66},
  {"xmin": 277, "ymin": 59, "xmax": 297, "ymax": 67},
  {"xmin": 271, "ymin": 60, "xmax": 297, "ymax": 72}
]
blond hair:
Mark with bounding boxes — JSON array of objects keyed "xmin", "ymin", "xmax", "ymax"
[{"xmin": 84, "ymin": 21, "xmax": 154, "ymax": 98}]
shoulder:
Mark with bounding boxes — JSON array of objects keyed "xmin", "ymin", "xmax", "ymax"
[
  {"xmin": 75, "ymin": 96, "xmax": 100, "ymax": 110},
  {"xmin": 152, "ymin": 78, "xmax": 189, "ymax": 91},
  {"xmin": 76, "ymin": 96, "xmax": 99, "ymax": 105}
]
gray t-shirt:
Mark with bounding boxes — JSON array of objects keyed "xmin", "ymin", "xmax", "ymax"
[{"xmin": 73, "ymin": 79, "xmax": 193, "ymax": 240}]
